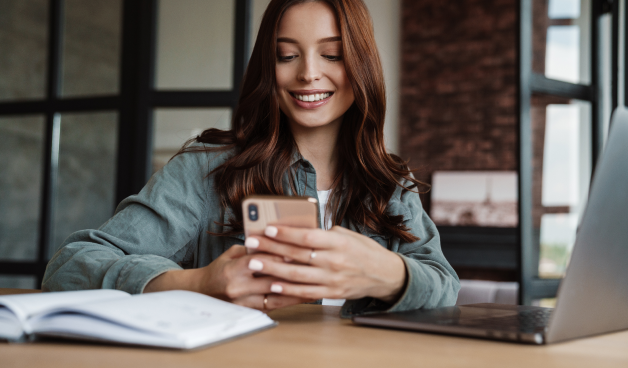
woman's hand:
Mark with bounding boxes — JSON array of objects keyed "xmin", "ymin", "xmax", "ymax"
[
  {"xmin": 144, "ymin": 245, "xmax": 314, "ymax": 311},
  {"xmin": 243, "ymin": 226, "xmax": 407, "ymax": 303}
]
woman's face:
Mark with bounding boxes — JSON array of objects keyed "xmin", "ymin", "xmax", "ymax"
[{"xmin": 275, "ymin": 1, "xmax": 354, "ymax": 130}]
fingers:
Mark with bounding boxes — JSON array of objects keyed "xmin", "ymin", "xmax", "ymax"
[
  {"xmin": 267, "ymin": 282, "xmax": 335, "ymax": 300},
  {"xmin": 245, "ymin": 235, "xmax": 315, "ymax": 264},
  {"xmin": 235, "ymin": 252, "xmax": 285, "ymax": 275},
  {"xmin": 223, "ymin": 276, "xmax": 278, "ymax": 300},
  {"xmin": 258, "ymin": 225, "xmax": 349, "ymax": 250},
  {"xmin": 246, "ymin": 257, "xmax": 332, "ymax": 285}
]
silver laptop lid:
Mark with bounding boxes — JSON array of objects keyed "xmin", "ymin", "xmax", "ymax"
[{"xmin": 547, "ymin": 107, "xmax": 628, "ymax": 343}]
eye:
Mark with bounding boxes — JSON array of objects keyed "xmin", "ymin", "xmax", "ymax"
[
  {"xmin": 323, "ymin": 55, "xmax": 342, "ymax": 62},
  {"xmin": 278, "ymin": 55, "xmax": 297, "ymax": 62}
]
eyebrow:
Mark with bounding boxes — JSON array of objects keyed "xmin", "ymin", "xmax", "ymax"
[{"xmin": 277, "ymin": 36, "xmax": 342, "ymax": 44}]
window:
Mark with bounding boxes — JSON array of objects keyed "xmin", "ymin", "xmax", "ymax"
[
  {"xmin": 518, "ymin": 0, "xmax": 617, "ymax": 304},
  {"xmin": 0, "ymin": 0, "xmax": 252, "ymax": 288},
  {"xmin": 0, "ymin": 0, "xmax": 123, "ymax": 287}
]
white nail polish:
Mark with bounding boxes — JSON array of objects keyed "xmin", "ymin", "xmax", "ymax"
[
  {"xmin": 244, "ymin": 237, "xmax": 259, "ymax": 248},
  {"xmin": 265, "ymin": 226, "xmax": 278, "ymax": 237},
  {"xmin": 271, "ymin": 284, "xmax": 283, "ymax": 293},
  {"xmin": 248, "ymin": 259, "xmax": 263, "ymax": 271}
]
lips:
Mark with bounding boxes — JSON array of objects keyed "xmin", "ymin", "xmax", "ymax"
[{"xmin": 288, "ymin": 90, "xmax": 334, "ymax": 109}]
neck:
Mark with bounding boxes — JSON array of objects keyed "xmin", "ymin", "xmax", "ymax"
[{"xmin": 290, "ymin": 117, "xmax": 341, "ymax": 191}]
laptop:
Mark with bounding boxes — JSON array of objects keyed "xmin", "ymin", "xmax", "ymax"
[{"xmin": 353, "ymin": 107, "xmax": 628, "ymax": 344}]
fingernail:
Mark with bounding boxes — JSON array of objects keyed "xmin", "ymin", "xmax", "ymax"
[
  {"xmin": 265, "ymin": 226, "xmax": 278, "ymax": 237},
  {"xmin": 283, "ymin": 256, "xmax": 293, "ymax": 263},
  {"xmin": 244, "ymin": 237, "xmax": 259, "ymax": 248},
  {"xmin": 271, "ymin": 284, "xmax": 283, "ymax": 293},
  {"xmin": 248, "ymin": 259, "xmax": 263, "ymax": 271}
]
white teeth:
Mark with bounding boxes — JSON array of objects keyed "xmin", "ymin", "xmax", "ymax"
[{"xmin": 294, "ymin": 93, "xmax": 330, "ymax": 102}]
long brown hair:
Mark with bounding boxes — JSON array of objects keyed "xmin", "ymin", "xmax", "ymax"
[{"xmin": 180, "ymin": 0, "xmax": 425, "ymax": 243}]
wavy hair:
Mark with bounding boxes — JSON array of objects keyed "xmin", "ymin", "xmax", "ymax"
[{"xmin": 179, "ymin": 0, "xmax": 425, "ymax": 243}]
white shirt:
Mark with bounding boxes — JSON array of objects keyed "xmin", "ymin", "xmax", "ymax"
[
  {"xmin": 317, "ymin": 189, "xmax": 333, "ymax": 230},
  {"xmin": 317, "ymin": 189, "xmax": 346, "ymax": 307}
]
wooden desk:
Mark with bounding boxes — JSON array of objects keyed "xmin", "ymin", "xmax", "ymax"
[{"xmin": 2, "ymin": 289, "xmax": 627, "ymax": 368}]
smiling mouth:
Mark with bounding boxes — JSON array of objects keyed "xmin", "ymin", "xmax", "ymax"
[{"xmin": 289, "ymin": 92, "xmax": 334, "ymax": 102}]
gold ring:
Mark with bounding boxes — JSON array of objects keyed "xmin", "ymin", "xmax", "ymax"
[
  {"xmin": 309, "ymin": 249, "xmax": 317, "ymax": 263},
  {"xmin": 263, "ymin": 295, "xmax": 268, "ymax": 310}
]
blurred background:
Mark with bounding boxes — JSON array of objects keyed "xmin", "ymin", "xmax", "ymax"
[{"xmin": 0, "ymin": 0, "xmax": 623, "ymax": 306}]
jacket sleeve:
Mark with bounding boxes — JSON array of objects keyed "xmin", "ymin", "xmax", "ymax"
[
  {"xmin": 42, "ymin": 146, "xmax": 214, "ymax": 294},
  {"xmin": 341, "ymin": 183, "xmax": 460, "ymax": 317}
]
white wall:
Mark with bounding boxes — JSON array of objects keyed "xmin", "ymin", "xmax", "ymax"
[
  {"xmin": 251, "ymin": 0, "xmax": 272, "ymax": 45},
  {"xmin": 362, "ymin": 0, "xmax": 400, "ymax": 154},
  {"xmin": 250, "ymin": 0, "xmax": 401, "ymax": 153}
]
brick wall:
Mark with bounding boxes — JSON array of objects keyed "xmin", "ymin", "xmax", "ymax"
[
  {"xmin": 400, "ymin": 0, "xmax": 518, "ymax": 210},
  {"xmin": 399, "ymin": 0, "xmax": 519, "ymax": 281}
]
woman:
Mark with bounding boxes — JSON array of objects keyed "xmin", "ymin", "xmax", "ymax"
[{"xmin": 43, "ymin": 0, "xmax": 459, "ymax": 316}]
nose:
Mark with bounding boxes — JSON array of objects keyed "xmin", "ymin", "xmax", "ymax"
[{"xmin": 297, "ymin": 56, "xmax": 322, "ymax": 83}]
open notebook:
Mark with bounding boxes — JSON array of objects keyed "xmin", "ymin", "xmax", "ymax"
[{"xmin": 0, "ymin": 289, "xmax": 276, "ymax": 349}]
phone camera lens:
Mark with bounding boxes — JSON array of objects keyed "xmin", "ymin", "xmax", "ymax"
[{"xmin": 248, "ymin": 204, "xmax": 258, "ymax": 221}]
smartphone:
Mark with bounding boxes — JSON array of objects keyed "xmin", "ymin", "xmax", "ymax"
[{"xmin": 242, "ymin": 195, "xmax": 319, "ymax": 251}]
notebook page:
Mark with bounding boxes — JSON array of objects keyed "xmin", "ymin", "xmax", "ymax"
[
  {"xmin": 45, "ymin": 290, "xmax": 273, "ymax": 339},
  {"xmin": 33, "ymin": 313, "xmax": 182, "ymax": 348},
  {"xmin": 0, "ymin": 308, "xmax": 24, "ymax": 340},
  {"xmin": 0, "ymin": 289, "xmax": 129, "ymax": 325},
  {"xmin": 34, "ymin": 311, "xmax": 274, "ymax": 349}
]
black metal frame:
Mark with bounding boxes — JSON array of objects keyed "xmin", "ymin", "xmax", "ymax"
[
  {"xmin": 518, "ymin": 0, "xmax": 615, "ymax": 304},
  {"xmin": 611, "ymin": 0, "xmax": 620, "ymax": 110},
  {"xmin": 116, "ymin": 0, "xmax": 251, "ymax": 204},
  {"xmin": 625, "ymin": 0, "xmax": 628, "ymax": 109},
  {"xmin": 0, "ymin": 0, "xmax": 251, "ymax": 286},
  {"xmin": 438, "ymin": 226, "xmax": 518, "ymax": 270}
]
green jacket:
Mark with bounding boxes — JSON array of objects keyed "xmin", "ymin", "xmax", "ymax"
[{"xmin": 42, "ymin": 143, "xmax": 459, "ymax": 317}]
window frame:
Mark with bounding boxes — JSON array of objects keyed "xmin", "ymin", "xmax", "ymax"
[
  {"xmin": 517, "ymin": 0, "xmax": 616, "ymax": 304},
  {"xmin": 0, "ymin": 0, "xmax": 252, "ymax": 286}
]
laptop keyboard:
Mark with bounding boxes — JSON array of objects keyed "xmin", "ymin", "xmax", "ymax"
[{"xmin": 461, "ymin": 308, "xmax": 553, "ymax": 332}]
